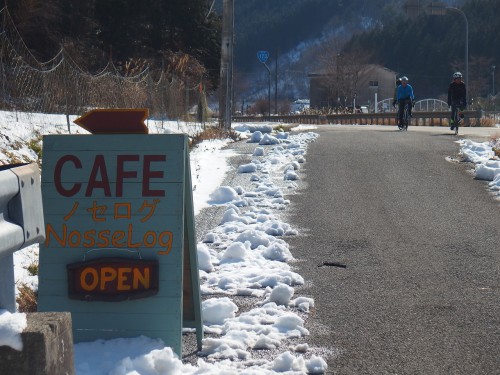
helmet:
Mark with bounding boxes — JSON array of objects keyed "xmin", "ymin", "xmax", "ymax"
[
  {"xmin": 401, "ymin": 76, "xmax": 408, "ymax": 82},
  {"xmin": 453, "ymin": 72, "xmax": 462, "ymax": 79}
]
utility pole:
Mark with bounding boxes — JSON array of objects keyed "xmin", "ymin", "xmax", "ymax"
[
  {"xmin": 492, "ymin": 65, "xmax": 496, "ymax": 96},
  {"xmin": 275, "ymin": 48, "xmax": 278, "ymax": 115},
  {"xmin": 219, "ymin": 0, "xmax": 234, "ymax": 130},
  {"xmin": 257, "ymin": 51, "xmax": 271, "ymax": 120}
]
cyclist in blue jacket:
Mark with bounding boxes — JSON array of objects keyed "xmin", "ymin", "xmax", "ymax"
[{"xmin": 396, "ymin": 76, "xmax": 415, "ymax": 128}]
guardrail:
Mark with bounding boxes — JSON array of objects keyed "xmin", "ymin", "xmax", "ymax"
[
  {"xmin": 233, "ymin": 110, "xmax": 483, "ymax": 126},
  {"xmin": 0, "ymin": 163, "xmax": 45, "ymax": 312}
]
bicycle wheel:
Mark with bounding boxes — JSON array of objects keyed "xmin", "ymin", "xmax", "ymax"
[
  {"xmin": 455, "ymin": 110, "xmax": 464, "ymax": 135},
  {"xmin": 397, "ymin": 106, "xmax": 403, "ymax": 130},
  {"xmin": 451, "ymin": 109, "xmax": 460, "ymax": 135},
  {"xmin": 451, "ymin": 107, "xmax": 462, "ymax": 134},
  {"xmin": 403, "ymin": 105, "xmax": 409, "ymax": 131}
]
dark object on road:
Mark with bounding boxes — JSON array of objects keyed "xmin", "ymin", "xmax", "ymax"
[{"xmin": 318, "ymin": 261, "xmax": 347, "ymax": 268}]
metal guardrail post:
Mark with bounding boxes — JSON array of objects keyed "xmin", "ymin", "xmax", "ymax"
[{"xmin": 0, "ymin": 163, "xmax": 45, "ymax": 312}]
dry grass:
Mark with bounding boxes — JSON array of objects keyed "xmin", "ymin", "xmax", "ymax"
[
  {"xmin": 490, "ymin": 133, "xmax": 500, "ymax": 158},
  {"xmin": 190, "ymin": 127, "xmax": 241, "ymax": 148},
  {"xmin": 2, "ymin": 150, "xmax": 23, "ymax": 164},
  {"xmin": 274, "ymin": 124, "xmax": 295, "ymax": 132},
  {"xmin": 26, "ymin": 261, "xmax": 39, "ymax": 276},
  {"xmin": 16, "ymin": 283, "xmax": 38, "ymax": 312},
  {"xmin": 27, "ymin": 131, "xmax": 43, "ymax": 167},
  {"xmin": 15, "ymin": 257, "xmax": 39, "ymax": 312},
  {"xmin": 479, "ymin": 117, "xmax": 496, "ymax": 127}
]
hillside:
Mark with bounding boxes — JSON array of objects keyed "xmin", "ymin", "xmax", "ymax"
[
  {"xmin": 5, "ymin": 0, "xmax": 495, "ymax": 107},
  {"xmin": 344, "ymin": 0, "xmax": 499, "ymax": 99},
  {"xmin": 4, "ymin": 0, "xmax": 222, "ymax": 87},
  {"xmin": 214, "ymin": 0, "xmax": 413, "ymax": 102},
  {"xmin": 225, "ymin": 0, "xmax": 405, "ymax": 71},
  {"xmin": 215, "ymin": 0, "xmax": 500, "ymax": 103}
]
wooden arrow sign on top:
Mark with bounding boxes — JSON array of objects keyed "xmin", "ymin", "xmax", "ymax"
[{"xmin": 74, "ymin": 108, "xmax": 149, "ymax": 134}]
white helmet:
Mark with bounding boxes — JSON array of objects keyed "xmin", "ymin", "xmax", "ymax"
[
  {"xmin": 401, "ymin": 76, "xmax": 409, "ymax": 82},
  {"xmin": 453, "ymin": 72, "xmax": 462, "ymax": 79}
]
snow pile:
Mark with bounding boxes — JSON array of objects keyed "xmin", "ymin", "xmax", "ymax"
[
  {"xmin": 200, "ymin": 132, "xmax": 319, "ymax": 299},
  {"xmin": 73, "ymin": 128, "xmax": 326, "ymax": 374},
  {"xmin": 233, "ymin": 124, "xmax": 274, "ymax": 134},
  {"xmin": 476, "ymin": 160, "xmax": 500, "ymax": 181},
  {"xmin": 76, "ymin": 338, "xmax": 327, "ymax": 375},
  {"xmin": 460, "ymin": 139, "xmax": 500, "ymax": 196},
  {"xmin": 0, "ymin": 310, "xmax": 27, "ymax": 351},
  {"xmin": 190, "ymin": 139, "xmax": 236, "ymax": 215},
  {"xmin": 460, "ymin": 139, "xmax": 495, "ymax": 164}
]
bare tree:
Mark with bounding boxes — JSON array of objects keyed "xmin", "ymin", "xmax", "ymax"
[
  {"xmin": 319, "ymin": 44, "xmax": 371, "ymax": 108},
  {"xmin": 233, "ymin": 69, "xmax": 251, "ymax": 115},
  {"xmin": 248, "ymin": 98, "xmax": 269, "ymax": 116}
]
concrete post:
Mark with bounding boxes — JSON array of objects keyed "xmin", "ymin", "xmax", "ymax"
[{"xmin": 0, "ymin": 312, "xmax": 75, "ymax": 375}]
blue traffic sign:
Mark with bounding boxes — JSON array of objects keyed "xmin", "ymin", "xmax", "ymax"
[{"xmin": 257, "ymin": 50, "xmax": 269, "ymax": 63}]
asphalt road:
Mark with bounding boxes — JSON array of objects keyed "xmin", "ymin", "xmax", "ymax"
[{"xmin": 287, "ymin": 126, "xmax": 500, "ymax": 374}]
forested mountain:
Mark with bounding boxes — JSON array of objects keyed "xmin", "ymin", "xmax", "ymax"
[
  {"xmin": 344, "ymin": 0, "xmax": 500, "ymax": 99},
  {"xmin": 215, "ymin": 0, "xmax": 494, "ymax": 102},
  {"xmin": 212, "ymin": 0, "xmax": 424, "ymax": 102},
  {"xmin": 4, "ymin": 0, "xmax": 497, "ymax": 102},
  {"xmin": 4, "ymin": 0, "xmax": 222, "ymax": 87},
  {"xmin": 214, "ymin": 0, "xmax": 500, "ymax": 103},
  {"xmin": 225, "ymin": 0, "xmax": 410, "ymax": 71}
]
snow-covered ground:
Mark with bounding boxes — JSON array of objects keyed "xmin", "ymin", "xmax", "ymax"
[{"xmin": 1, "ymin": 111, "xmax": 499, "ymax": 374}]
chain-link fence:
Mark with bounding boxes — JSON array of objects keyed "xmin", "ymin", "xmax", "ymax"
[{"xmin": 0, "ymin": 7, "xmax": 210, "ymax": 133}]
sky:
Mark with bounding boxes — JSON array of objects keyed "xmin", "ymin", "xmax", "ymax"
[{"xmin": 1, "ymin": 110, "xmax": 499, "ymax": 374}]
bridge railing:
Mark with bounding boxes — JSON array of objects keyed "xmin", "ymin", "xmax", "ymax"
[
  {"xmin": 483, "ymin": 111, "xmax": 500, "ymax": 120},
  {"xmin": 377, "ymin": 98, "xmax": 450, "ymax": 113},
  {"xmin": 233, "ymin": 110, "xmax": 483, "ymax": 127}
]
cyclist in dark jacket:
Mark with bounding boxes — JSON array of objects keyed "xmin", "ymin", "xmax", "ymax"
[
  {"xmin": 448, "ymin": 72, "xmax": 466, "ymax": 130},
  {"xmin": 392, "ymin": 78, "xmax": 402, "ymax": 107}
]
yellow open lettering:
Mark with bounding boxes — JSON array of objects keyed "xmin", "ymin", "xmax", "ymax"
[
  {"xmin": 100, "ymin": 267, "xmax": 117, "ymax": 290},
  {"xmin": 80, "ymin": 267, "xmax": 99, "ymax": 291},
  {"xmin": 133, "ymin": 268, "xmax": 150, "ymax": 289},
  {"xmin": 117, "ymin": 267, "xmax": 132, "ymax": 291}
]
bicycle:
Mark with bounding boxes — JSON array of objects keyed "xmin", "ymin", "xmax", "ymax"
[
  {"xmin": 398, "ymin": 99, "xmax": 412, "ymax": 131},
  {"xmin": 450, "ymin": 107, "xmax": 464, "ymax": 135}
]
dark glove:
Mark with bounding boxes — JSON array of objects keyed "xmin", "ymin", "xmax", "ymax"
[
  {"xmin": 447, "ymin": 102, "xmax": 451, "ymax": 107},
  {"xmin": 392, "ymin": 100, "xmax": 397, "ymax": 107}
]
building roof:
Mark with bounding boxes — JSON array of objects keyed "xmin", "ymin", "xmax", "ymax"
[{"xmin": 308, "ymin": 64, "xmax": 397, "ymax": 78}]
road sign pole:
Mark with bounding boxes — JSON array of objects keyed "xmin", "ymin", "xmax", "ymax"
[{"xmin": 257, "ymin": 51, "xmax": 271, "ymax": 120}]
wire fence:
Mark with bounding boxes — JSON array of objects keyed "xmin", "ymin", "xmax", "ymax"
[{"xmin": 0, "ymin": 7, "xmax": 209, "ymax": 133}]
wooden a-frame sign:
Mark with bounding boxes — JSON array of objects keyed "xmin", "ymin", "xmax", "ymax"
[{"xmin": 37, "ymin": 109, "xmax": 203, "ymax": 355}]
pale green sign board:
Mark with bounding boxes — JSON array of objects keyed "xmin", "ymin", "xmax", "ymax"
[{"xmin": 38, "ymin": 134, "xmax": 203, "ymax": 355}]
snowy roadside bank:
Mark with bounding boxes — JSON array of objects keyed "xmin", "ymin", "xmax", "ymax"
[
  {"xmin": 3, "ymin": 114, "xmax": 330, "ymax": 374},
  {"xmin": 3, "ymin": 116, "xmax": 499, "ymax": 374}
]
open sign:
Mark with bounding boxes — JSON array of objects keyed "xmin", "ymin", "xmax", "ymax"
[{"xmin": 67, "ymin": 257, "xmax": 159, "ymax": 301}]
